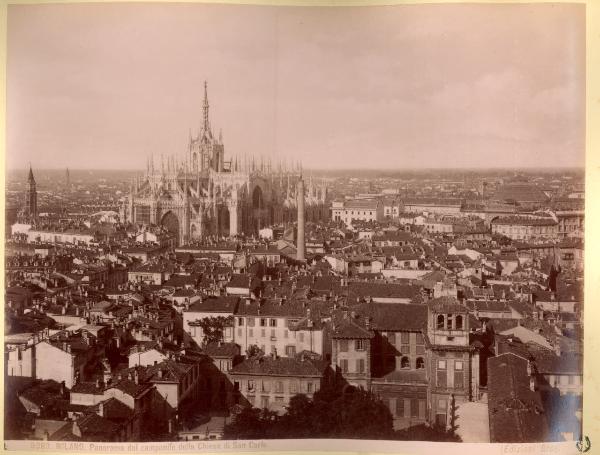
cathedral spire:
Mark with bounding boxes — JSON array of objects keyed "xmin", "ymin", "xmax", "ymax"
[{"xmin": 203, "ymin": 81, "xmax": 210, "ymax": 134}]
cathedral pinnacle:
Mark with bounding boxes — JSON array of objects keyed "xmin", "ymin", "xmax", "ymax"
[{"xmin": 203, "ymin": 81, "xmax": 210, "ymax": 134}]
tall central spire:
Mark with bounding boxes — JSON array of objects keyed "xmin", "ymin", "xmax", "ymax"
[{"xmin": 203, "ymin": 81, "xmax": 210, "ymax": 134}]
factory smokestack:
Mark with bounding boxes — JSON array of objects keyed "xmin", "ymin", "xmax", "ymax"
[{"xmin": 297, "ymin": 176, "xmax": 306, "ymax": 261}]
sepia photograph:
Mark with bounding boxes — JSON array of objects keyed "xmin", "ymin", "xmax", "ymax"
[{"xmin": 4, "ymin": 1, "xmax": 586, "ymax": 450}]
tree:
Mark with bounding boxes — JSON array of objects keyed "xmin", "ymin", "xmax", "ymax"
[
  {"xmin": 223, "ymin": 407, "xmax": 277, "ymax": 440},
  {"xmin": 197, "ymin": 316, "xmax": 234, "ymax": 345},
  {"xmin": 245, "ymin": 344, "xmax": 263, "ymax": 358},
  {"xmin": 223, "ymin": 386, "xmax": 394, "ymax": 440}
]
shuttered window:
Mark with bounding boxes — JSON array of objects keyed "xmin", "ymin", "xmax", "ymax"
[{"xmin": 396, "ymin": 397, "xmax": 404, "ymax": 417}]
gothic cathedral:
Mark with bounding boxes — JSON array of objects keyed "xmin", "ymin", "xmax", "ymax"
[{"xmin": 120, "ymin": 83, "xmax": 329, "ymax": 245}]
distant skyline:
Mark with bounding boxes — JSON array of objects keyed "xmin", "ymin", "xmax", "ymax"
[{"xmin": 7, "ymin": 3, "xmax": 585, "ymax": 171}]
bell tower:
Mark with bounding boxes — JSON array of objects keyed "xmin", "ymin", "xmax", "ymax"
[
  {"xmin": 426, "ymin": 296, "xmax": 478, "ymax": 429},
  {"xmin": 25, "ymin": 165, "xmax": 38, "ymax": 221}
]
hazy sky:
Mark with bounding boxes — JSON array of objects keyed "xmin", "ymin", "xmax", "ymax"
[{"xmin": 7, "ymin": 3, "xmax": 585, "ymax": 170}]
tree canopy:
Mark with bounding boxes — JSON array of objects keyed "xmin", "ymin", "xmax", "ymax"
[
  {"xmin": 224, "ymin": 386, "xmax": 461, "ymax": 442},
  {"xmin": 224, "ymin": 386, "xmax": 393, "ymax": 440}
]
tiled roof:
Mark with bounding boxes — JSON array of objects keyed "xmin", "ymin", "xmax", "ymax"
[
  {"xmin": 491, "ymin": 184, "xmax": 549, "ymax": 204},
  {"xmin": 201, "ymin": 342, "xmax": 240, "ymax": 358},
  {"xmin": 229, "ymin": 356, "xmax": 328, "ymax": 377},
  {"xmin": 95, "ymin": 397, "xmax": 134, "ymax": 421},
  {"xmin": 491, "ymin": 216, "xmax": 556, "ymax": 226},
  {"xmin": 186, "ymin": 296, "xmax": 240, "ymax": 313},
  {"xmin": 348, "ymin": 302, "xmax": 427, "ymax": 332},
  {"xmin": 487, "ymin": 353, "xmax": 549, "ymax": 443},
  {"xmin": 428, "ymin": 296, "xmax": 468, "ymax": 314},
  {"xmin": 76, "ymin": 412, "xmax": 120, "ymax": 438},
  {"xmin": 348, "ymin": 282, "xmax": 421, "ymax": 300},
  {"xmin": 331, "ymin": 316, "xmax": 374, "ymax": 339},
  {"xmin": 106, "ymin": 377, "xmax": 152, "ymax": 398},
  {"xmin": 528, "ymin": 346, "xmax": 582, "ymax": 375}
]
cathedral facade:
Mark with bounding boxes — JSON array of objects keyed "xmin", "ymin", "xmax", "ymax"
[{"xmin": 120, "ymin": 83, "xmax": 329, "ymax": 245}]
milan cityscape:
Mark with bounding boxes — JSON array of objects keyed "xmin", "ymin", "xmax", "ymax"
[
  {"xmin": 5, "ymin": 2, "xmax": 586, "ymax": 448},
  {"xmin": 5, "ymin": 85, "xmax": 584, "ymax": 444}
]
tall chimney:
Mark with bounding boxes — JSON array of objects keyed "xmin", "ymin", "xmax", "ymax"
[{"xmin": 297, "ymin": 177, "xmax": 306, "ymax": 261}]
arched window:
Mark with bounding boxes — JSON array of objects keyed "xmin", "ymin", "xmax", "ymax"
[
  {"xmin": 401, "ymin": 356, "xmax": 410, "ymax": 369},
  {"xmin": 455, "ymin": 315, "xmax": 463, "ymax": 330},
  {"xmin": 437, "ymin": 314, "xmax": 444, "ymax": 329},
  {"xmin": 416, "ymin": 357, "xmax": 425, "ymax": 369}
]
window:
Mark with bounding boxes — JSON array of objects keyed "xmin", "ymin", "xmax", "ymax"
[
  {"xmin": 341, "ymin": 359, "xmax": 349, "ymax": 373},
  {"xmin": 339, "ymin": 340, "xmax": 348, "ymax": 352},
  {"xmin": 270, "ymin": 329, "xmax": 275, "ymax": 338},
  {"xmin": 355, "ymin": 340, "xmax": 365, "ymax": 351},
  {"xmin": 454, "ymin": 360, "xmax": 463, "ymax": 371},
  {"xmin": 249, "ymin": 328, "xmax": 254, "ymax": 337},
  {"xmin": 290, "ymin": 381, "xmax": 298, "ymax": 394},
  {"xmin": 237, "ymin": 328, "xmax": 242, "ymax": 337},
  {"xmin": 416, "ymin": 333, "xmax": 425, "ymax": 355},
  {"xmin": 446, "ymin": 314, "xmax": 453, "ymax": 330},
  {"xmin": 275, "ymin": 396, "xmax": 284, "ymax": 403},
  {"xmin": 387, "ymin": 332, "xmax": 396, "ymax": 345},
  {"xmin": 411, "ymin": 399, "xmax": 419, "ymax": 418},
  {"xmin": 454, "ymin": 365, "xmax": 464, "ymax": 389},
  {"xmin": 247, "ymin": 380, "xmax": 255, "ymax": 392},
  {"xmin": 247, "ymin": 317, "xmax": 255, "ymax": 327},
  {"xmin": 260, "ymin": 318, "xmax": 267, "ymax": 327},
  {"xmin": 358, "ymin": 359, "xmax": 365, "ymax": 373},
  {"xmin": 284, "ymin": 330, "xmax": 288, "ymax": 339},
  {"xmin": 396, "ymin": 398, "xmax": 404, "ymax": 417},
  {"xmin": 437, "ymin": 364, "xmax": 447, "ymax": 388},
  {"xmin": 437, "ymin": 314, "xmax": 445, "ymax": 329},
  {"xmin": 416, "ymin": 357, "xmax": 425, "ymax": 369},
  {"xmin": 455, "ymin": 315, "xmax": 463, "ymax": 330},
  {"xmin": 270, "ymin": 319, "xmax": 277, "ymax": 327},
  {"xmin": 307, "ymin": 382, "xmax": 313, "ymax": 393},
  {"xmin": 438, "ymin": 398, "xmax": 447, "ymax": 410},
  {"xmin": 401, "ymin": 356, "xmax": 410, "ymax": 369},
  {"xmin": 285, "ymin": 345, "xmax": 296, "ymax": 357},
  {"xmin": 261, "ymin": 380, "xmax": 270, "ymax": 392},
  {"xmin": 299, "ymin": 333, "xmax": 305, "ymax": 342},
  {"xmin": 238, "ymin": 317, "xmax": 244, "ymax": 326},
  {"xmin": 275, "ymin": 381, "xmax": 284, "ymax": 393}
]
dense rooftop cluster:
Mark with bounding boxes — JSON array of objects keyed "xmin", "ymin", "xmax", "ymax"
[{"xmin": 4, "ymin": 168, "xmax": 583, "ymax": 443}]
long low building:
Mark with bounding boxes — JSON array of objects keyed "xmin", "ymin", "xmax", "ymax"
[
  {"xmin": 12, "ymin": 224, "xmax": 96, "ymax": 246},
  {"xmin": 491, "ymin": 216, "xmax": 558, "ymax": 241}
]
